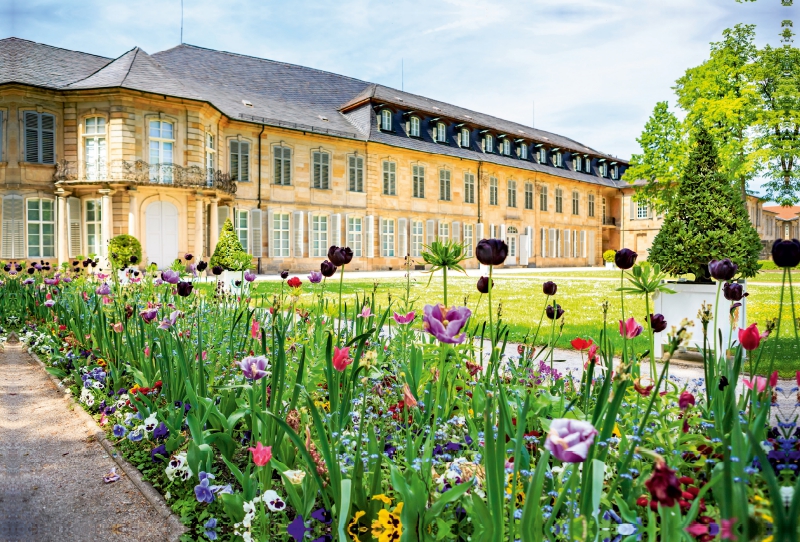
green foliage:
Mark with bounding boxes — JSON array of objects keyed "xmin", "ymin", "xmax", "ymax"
[
  {"xmin": 758, "ymin": 259, "xmax": 779, "ymax": 271},
  {"xmin": 421, "ymin": 240, "xmax": 467, "ymax": 275},
  {"xmin": 108, "ymin": 235, "xmax": 142, "ymax": 269},
  {"xmin": 648, "ymin": 127, "xmax": 763, "ymax": 280},
  {"xmin": 209, "ymin": 218, "xmax": 253, "ymax": 271},
  {"xmin": 602, "ymin": 250, "xmax": 616, "ymax": 263}
]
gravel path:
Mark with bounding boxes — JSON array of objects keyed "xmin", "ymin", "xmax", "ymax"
[{"xmin": 0, "ymin": 341, "xmax": 171, "ymax": 542}]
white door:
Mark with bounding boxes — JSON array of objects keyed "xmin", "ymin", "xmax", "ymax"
[{"xmin": 145, "ymin": 201, "xmax": 179, "ymax": 268}]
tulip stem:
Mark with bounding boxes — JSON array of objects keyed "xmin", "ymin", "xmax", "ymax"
[
  {"xmin": 645, "ymin": 292, "xmax": 657, "ymax": 382},
  {"xmin": 713, "ymin": 281, "xmax": 722, "ymax": 367},
  {"xmin": 337, "ymin": 264, "xmax": 345, "ymax": 336},
  {"xmin": 766, "ymin": 268, "xmax": 787, "ymax": 378},
  {"xmin": 442, "ymin": 266, "xmax": 448, "ymax": 307},
  {"xmin": 487, "ymin": 265, "xmax": 494, "ymax": 376}
]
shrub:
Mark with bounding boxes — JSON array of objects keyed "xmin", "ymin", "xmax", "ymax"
[
  {"xmin": 602, "ymin": 250, "xmax": 616, "ymax": 263},
  {"xmin": 209, "ymin": 218, "xmax": 253, "ymax": 271},
  {"xmin": 648, "ymin": 127, "xmax": 762, "ymax": 280},
  {"xmin": 108, "ymin": 235, "xmax": 142, "ymax": 269}
]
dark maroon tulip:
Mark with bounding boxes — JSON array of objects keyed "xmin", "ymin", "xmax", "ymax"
[
  {"xmin": 772, "ymin": 239, "xmax": 800, "ymax": 268},
  {"xmin": 476, "ymin": 276, "xmax": 494, "ymax": 294},
  {"xmin": 212, "ymin": 265, "xmax": 224, "ymax": 276},
  {"xmin": 27, "ymin": 268, "xmax": 35, "ymax": 275},
  {"xmin": 708, "ymin": 258, "xmax": 738, "ymax": 281},
  {"xmin": 15, "ymin": 264, "xmax": 23, "ymax": 272},
  {"xmin": 614, "ymin": 248, "xmax": 638, "ymax": 270},
  {"xmin": 648, "ymin": 313, "xmax": 667, "ymax": 333},
  {"xmin": 320, "ymin": 260, "xmax": 337, "ymax": 277},
  {"xmin": 184, "ymin": 253, "xmax": 193, "ymax": 261},
  {"xmin": 176, "ymin": 281, "xmax": 193, "ymax": 297},
  {"xmin": 196, "ymin": 260, "xmax": 208, "ymax": 272},
  {"xmin": 129, "ymin": 255, "xmax": 138, "ymax": 264},
  {"xmin": 475, "ymin": 239, "xmax": 508, "ymax": 266},
  {"xmin": 2, "ymin": 264, "xmax": 9, "ymax": 272},
  {"xmin": 327, "ymin": 246, "xmax": 353, "ymax": 267},
  {"xmin": 542, "ymin": 281, "xmax": 557, "ymax": 296},
  {"xmin": 280, "ymin": 270, "xmax": 289, "ymax": 280},
  {"xmin": 645, "ymin": 461, "xmax": 682, "ymax": 507},
  {"xmin": 545, "ymin": 303, "xmax": 565, "ymax": 320},
  {"xmin": 723, "ymin": 282, "xmax": 747, "ymax": 302}
]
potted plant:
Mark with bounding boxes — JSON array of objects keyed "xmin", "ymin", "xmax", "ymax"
[
  {"xmin": 647, "ymin": 127, "xmax": 762, "ymax": 356},
  {"xmin": 108, "ymin": 234, "xmax": 142, "ymax": 283},
  {"xmin": 209, "ymin": 218, "xmax": 253, "ymax": 291},
  {"xmin": 603, "ymin": 250, "xmax": 616, "ymax": 269}
]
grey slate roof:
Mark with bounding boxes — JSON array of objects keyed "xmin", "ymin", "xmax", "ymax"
[{"xmin": 0, "ymin": 37, "xmax": 110, "ymax": 88}]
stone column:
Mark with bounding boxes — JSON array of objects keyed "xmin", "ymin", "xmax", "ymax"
[
  {"xmin": 56, "ymin": 190, "xmax": 69, "ymax": 265},
  {"xmin": 209, "ymin": 198, "xmax": 219, "ymax": 253},
  {"xmin": 195, "ymin": 195, "xmax": 204, "ymax": 258},
  {"xmin": 99, "ymin": 189, "xmax": 113, "ymax": 258},
  {"xmin": 128, "ymin": 189, "xmax": 138, "ymax": 238}
]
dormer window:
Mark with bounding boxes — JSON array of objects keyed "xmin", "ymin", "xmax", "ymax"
[
  {"xmin": 502, "ymin": 139, "xmax": 511, "ymax": 156},
  {"xmin": 409, "ymin": 116, "xmax": 420, "ymax": 137},
  {"xmin": 435, "ymin": 122, "xmax": 446, "ymax": 143},
  {"xmin": 573, "ymin": 155, "xmax": 582, "ymax": 171},
  {"xmin": 611, "ymin": 164, "xmax": 619, "ymax": 180},
  {"xmin": 599, "ymin": 161, "xmax": 608, "ymax": 177},
  {"xmin": 538, "ymin": 147, "xmax": 547, "ymax": 164},
  {"xmin": 484, "ymin": 134, "xmax": 494, "ymax": 153},
  {"xmin": 584, "ymin": 156, "xmax": 591, "ymax": 173},
  {"xmin": 519, "ymin": 143, "xmax": 528, "ymax": 160},
  {"xmin": 553, "ymin": 151, "xmax": 562, "ymax": 167},
  {"xmin": 460, "ymin": 128, "xmax": 470, "ymax": 148},
  {"xmin": 380, "ymin": 109, "xmax": 392, "ymax": 131}
]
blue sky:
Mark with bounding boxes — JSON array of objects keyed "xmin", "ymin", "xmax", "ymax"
[{"xmin": 2, "ymin": 0, "xmax": 793, "ymax": 198}]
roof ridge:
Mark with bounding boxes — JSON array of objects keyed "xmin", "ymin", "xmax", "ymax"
[
  {"xmin": 65, "ymin": 46, "xmax": 138, "ymax": 88},
  {"xmin": 0, "ymin": 36, "xmax": 111, "ymax": 60}
]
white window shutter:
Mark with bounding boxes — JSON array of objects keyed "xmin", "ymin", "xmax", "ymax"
[
  {"xmin": 250, "ymin": 209, "xmax": 262, "ymax": 257},
  {"xmin": 565, "ymin": 229, "xmax": 571, "ymax": 258},
  {"xmin": 398, "ymin": 218, "xmax": 408, "ymax": 257},
  {"xmin": 267, "ymin": 209, "xmax": 275, "ymax": 258},
  {"xmin": 540, "ymin": 228, "xmax": 546, "ymax": 258},
  {"xmin": 476, "ymin": 223, "xmax": 484, "ymax": 242},
  {"xmin": 426, "ymin": 219, "xmax": 435, "ymax": 246},
  {"xmin": 308, "ymin": 213, "xmax": 314, "ymax": 257},
  {"xmin": 218, "ymin": 206, "xmax": 230, "ymax": 236},
  {"xmin": 365, "ymin": 215, "xmax": 375, "ymax": 258},
  {"xmin": 452, "ymin": 221, "xmax": 461, "ymax": 243},
  {"xmin": 526, "ymin": 226, "xmax": 533, "ymax": 257},
  {"xmin": 331, "ymin": 213, "xmax": 342, "ymax": 247},
  {"xmin": 68, "ymin": 196, "xmax": 82, "ymax": 258},
  {"xmin": 293, "ymin": 211, "xmax": 304, "ymax": 258},
  {"xmin": 581, "ymin": 230, "xmax": 587, "ymax": 258},
  {"xmin": 549, "ymin": 228, "xmax": 556, "ymax": 258},
  {"xmin": 379, "ymin": 218, "xmax": 386, "ymax": 257},
  {"xmin": 500, "ymin": 224, "xmax": 506, "ymax": 241},
  {"xmin": 1, "ymin": 195, "xmax": 24, "ymax": 259}
]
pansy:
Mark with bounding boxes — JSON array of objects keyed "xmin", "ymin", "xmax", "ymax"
[
  {"xmin": 195, "ymin": 472, "xmax": 216, "ymax": 503},
  {"xmin": 262, "ymin": 489, "xmax": 286, "ymax": 511},
  {"xmin": 112, "ymin": 424, "xmax": 127, "ymax": 438}
]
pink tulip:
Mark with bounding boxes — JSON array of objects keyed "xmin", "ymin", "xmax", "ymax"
[
  {"xmin": 619, "ymin": 317, "xmax": 643, "ymax": 339},
  {"xmin": 332, "ymin": 346, "xmax": 352, "ymax": 372},
  {"xmin": 392, "ymin": 311, "xmax": 416, "ymax": 325},
  {"xmin": 357, "ymin": 306, "xmax": 374, "ymax": 319},
  {"xmin": 720, "ymin": 518, "xmax": 736, "ymax": 540},
  {"xmin": 251, "ymin": 319, "xmax": 262, "ymax": 340},
  {"xmin": 678, "ymin": 391, "xmax": 695, "ymax": 410},
  {"xmin": 738, "ymin": 323, "xmax": 769, "ymax": 351},
  {"xmin": 402, "ymin": 383, "xmax": 418, "ymax": 408},
  {"xmin": 248, "ymin": 442, "xmax": 272, "ymax": 467},
  {"xmin": 743, "ymin": 376, "xmax": 768, "ymax": 393},
  {"xmin": 112, "ymin": 322, "xmax": 124, "ymax": 333}
]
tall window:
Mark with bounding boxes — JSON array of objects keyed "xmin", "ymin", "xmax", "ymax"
[
  {"xmin": 411, "ymin": 220, "xmax": 423, "ymax": 257},
  {"xmin": 602, "ymin": 197, "xmax": 607, "ymax": 222},
  {"xmin": 312, "ymin": 151, "xmax": 330, "ymax": 189},
  {"xmin": 26, "ymin": 198, "xmax": 55, "ymax": 258},
  {"xmin": 572, "ymin": 191, "xmax": 579, "ymax": 215},
  {"xmin": 599, "ymin": 162, "xmax": 608, "ymax": 177},
  {"xmin": 463, "ymin": 224, "xmax": 474, "ymax": 257},
  {"xmin": 383, "ymin": 161, "xmax": 396, "ymax": 195},
  {"xmin": 502, "ymin": 139, "xmax": 511, "ymax": 156},
  {"xmin": 484, "ymin": 134, "xmax": 494, "ymax": 153},
  {"xmin": 381, "ymin": 110, "xmax": 392, "ymax": 131},
  {"xmin": 520, "ymin": 144, "xmax": 528, "ymax": 160},
  {"xmin": 83, "ymin": 117, "xmax": 106, "ymax": 180},
  {"xmin": 412, "ymin": 165, "xmax": 425, "ymax": 198},
  {"xmin": 435, "ymin": 122, "xmax": 446, "ymax": 143},
  {"xmin": 507, "ymin": 180, "xmax": 517, "ymax": 208},
  {"xmin": 555, "ymin": 188, "xmax": 563, "ymax": 214},
  {"xmin": 273, "ymin": 146, "xmax": 292, "ymax": 185},
  {"xmin": 538, "ymin": 147, "xmax": 547, "ymax": 164},
  {"xmin": 311, "ymin": 215, "xmax": 328, "ymax": 257},
  {"xmin": 236, "ymin": 210, "xmax": 249, "ymax": 250},
  {"xmin": 460, "ymin": 128, "xmax": 470, "ymax": 148},
  {"xmin": 540, "ymin": 185, "xmax": 548, "ymax": 211},
  {"xmin": 464, "ymin": 172, "xmax": 475, "ymax": 204},
  {"xmin": 611, "ymin": 165, "xmax": 619, "ymax": 180},
  {"xmin": 637, "ymin": 201, "xmax": 649, "ymax": 219},
  {"xmin": 409, "ymin": 116, "xmax": 420, "ymax": 137},
  {"xmin": 381, "ymin": 219, "xmax": 395, "ymax": 257},
  {"xmin": 507, "ymin": 227, "xmax": 517, "ymax": 258},
  {"xmin": 348, "ymin": 155, "xmax": 364, "ymax": 192},
  {"xmin": 438, "ymin": 222, "xmax": 449, "ymax": 241},
  {"xmin": 573, "ymin": 155, "xmax": 582, "ymax": 171},
  {"xmin": 347, "ymin": 216, "xmax": 363, "ymax": 257},
  {"xmin": 273, "ymin": 212, "xmax": 290, "ymax": 257},
  {"xmin": 588, "ymin": 194, "xmax": 595, "ymax": 217},
  {"xmin": 489, "ymin": 177, "xmax": 498, "ymax": 206},
  {"xmin": 230, "ymin": 140, "xmax": 250, "ymax": 182},
  {"xmin": 205, "ymin": 133, "xmax": 215, "ymax": 183},
  {"xmin": 24, "ymin": 111, "xmax": 55, "ymax": 164},
  {"xmin": 85, "ymin": 199, "xmax": 103, "ymax": 256},
  {"xmin": 524, "ymin": 182, "xmax": 533, "ymax": 210},
  {"xmin": 585, "ymin": 157, "xmax": 591, "ymax": 173},
  {"xmin": 439, "ymin": 169, "xmax": 451, "ymax": 201},
  {"xmin": 553, "ymin": 152, "xmax": 562, "ymax": 167},
  {"xmin": 149, "ymin": 120, "xmax": 174, "ymax": 183}
]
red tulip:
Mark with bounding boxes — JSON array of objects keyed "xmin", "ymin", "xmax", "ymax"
[
  {"xmin": 737, "ymin": 323, "xmax": 768, "ymax": 351},
  {"xmin": 679, "ymin": 391, "xmax": 695, "ymax": 410},
  {"xmin": 287, "ymin": 276, "xmax": 302, "ymax": 288},
  {"xmin": 570, "ymin": 337, "xmax": 593, "ymax": 351},
  {"xmin": 332, "ymin": 346, "xmax": 352, "ymax": 372},
  {"xmin": 619, "ymin": 318, "xmax": 643, "ymax": 339},
  {"xmin": 645, "ymin": 460, "xmax": 682, "ymax": 508}
]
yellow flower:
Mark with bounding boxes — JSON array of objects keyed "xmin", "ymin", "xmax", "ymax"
[
  {"xmin": 372, "ymin": 494, "xmax": 393, "ymax": 504},
  {"xmin": 347, "ymin": 510, "xmax": 367, "ymax": 541},
  {"xmin": 612, "ymin": 424, "xmax": 621, "ymax": 438},
  {"xmin": 372, "ymin": 503, "xmax": 403, "ymax": 542}
]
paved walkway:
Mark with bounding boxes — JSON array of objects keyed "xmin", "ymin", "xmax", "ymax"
[{"xmin": 0, "ymin": 341, "xmax": 170, "ymax": 542}]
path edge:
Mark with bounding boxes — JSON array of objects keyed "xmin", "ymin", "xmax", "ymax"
[{"xmin": 24, "ymin": 345, "xmax": 187, "ymax": 541}]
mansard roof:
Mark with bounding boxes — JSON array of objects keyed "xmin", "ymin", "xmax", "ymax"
[{"xmin": 0, "ymin": 37, "xmax": 110, "ymax": 88}]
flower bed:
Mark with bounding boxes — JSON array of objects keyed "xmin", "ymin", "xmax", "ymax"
[{"xmin": 0, "ymin": 243, "xmax": 796, "ymax": 542}]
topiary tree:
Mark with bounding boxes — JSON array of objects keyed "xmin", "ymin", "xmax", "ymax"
[
  {"xmin": 648, "ymin": 126, "xmax": 762, "ymax": 281},
  {"xmin": 209, "ymin": 218, "xmax": 253, "ymax": 271},
  {"xmin": 108, "ymin": 234, "xmax": 142, "ymax": 269}
]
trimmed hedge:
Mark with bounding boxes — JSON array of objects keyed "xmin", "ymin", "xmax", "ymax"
[{"xmin": 108, "ymin": 235, "xmax": 142, "ymax": 269}]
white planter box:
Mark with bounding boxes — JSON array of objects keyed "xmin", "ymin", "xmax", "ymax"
[
  {"xmin": 653, "ymin": 281, "xmax": 746, "ymax": 358},
  {"xmin": 220, "ymin": 270, "xmax": 250, "ymax": 293},
  {"xmin": 605, "ymin": 262, "xmax": 615, "ymax": 269}
]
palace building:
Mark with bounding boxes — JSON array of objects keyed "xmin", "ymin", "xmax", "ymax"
[{"xmin": 0, "ymin": 38, "xmax": 777, "ymax": 271}]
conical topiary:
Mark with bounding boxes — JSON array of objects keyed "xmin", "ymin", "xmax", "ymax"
[
  {"xmin": 209, "ymin": 218, "xmax": 253, "ymax": 271},
  {"xmin": 648, "ymin": 126, "xmax": 762, "ymax": 280}
]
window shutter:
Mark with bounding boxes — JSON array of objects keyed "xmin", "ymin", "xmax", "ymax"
[
  {"xmin": 217, "ymin": 206, "xmax": 230, "ymax": 236},
  {"xmin": 365, "ymin": 215, "xmax": 375, "ymax": 258},
  {"xmin": 250, "ymin": 209, "xmax": 262, "ymax": 257},
  {"xmin": 313, "ymin": 153, "xmax": 321, "ymax": 188},
  {"xmin": 540, "ymin": 228, "xmax": 546, "ymax": 258},
  {"xmin": 565, "ymin": 229, "xmax": 571, "ymax": 258},
  {"xmin": 452, "ymin": 221, "xmax": 461, "ymax": 243},
  {"xmin": 549, "ymin": 228, "xmax": 556, "ymax": 258},
  {"xmin": 500, "ymin": 224, "xmax": 506, "ymax": 241},
  {"xmin": 283, "ymin": 148, "xmax": 292, "ymax": 185},
  {"xmin": 308, "ymin": 213, "xmax": 314, "ymax": 257},
  {"xmin": 267, "ymin": 209, "xmax": 275, "ymax": 258},
  {"xmin": 68, "ymin": 197, "xmax": 82, "ymax": 257},
  {"xmin": 630, "ymin": 198, "xmax": 635, "ymax": 220},
  {"xmin": 230, "ymin": 141, "xmax": 239, "ymax": 180},
  {"xmin": 426, "ymin": 219, "xmax": 435, "ymax": 246},
  {"xmin": 581, "ymin": 231, "xmax": 587, "ymax": 258},
  {"xmin": 1, "ymin": 195, "xmax": 24, "ymax": 259},
  {"xmin": 41, "ymin": 114, "xmax": 55, "ymax": 164},
  {"xmin": 525, "ymin": 226, "xmax": 533, "ymax": 257},
  {"xmin": 327, "ymin": 213, "xmax": 340, "ymax": 248},
  {"xmin": 293, "ymin": 211, "xmax": 304, "ymax": 258},
  {"xmin": 241, "ymin": 142, "xmax": 250, "ymax": 182},
  {"xmin": 398, "ymin": 218, "xmax": 408, "ymax": 257},
  {"xmin": 24, "ymin": 112, "xmax": 40, "ymax": 163},
  {"xmin": 476, "ymin": 223, "xmax": 484, "ymax": 243}
]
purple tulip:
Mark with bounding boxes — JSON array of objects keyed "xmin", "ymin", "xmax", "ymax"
[
  {"xmin": 708, "ymin": 258, "xmax": 737, "ymax": 281},
  {"xmin": 280, "ymin": 270, "xmax": 289, "ymax": 279},
  {"xmin": 44, "ymin": 299, "xmax": 55, "ymax": 307},
  {"xmin": 614, "ymin": 248, "xmax": 638, "ymax": 270},
  {"xmin": 723, "ymin": 282, "xmax": 747, "ymax": 302},
  {"xmin": 320, "ymin": 260, "xmax": 337, "ymax": 277},
  {"xmin": 196, "ymin": 260, "xmax": 208, "ymax": 272},
  {"xmin": 308, "ymin": 271, "xmax": 323, "ymax": 284},
  {"xmin": 542, "ymin": 281, "xmax": 557, "ymax": 296},
  {"xmin": 184, "ymin": 253, "xmax": 194, "ymax": 261},
  {"xmin": 545, "ymin": 303, "xmax": 564, "ymax": 320},
  {"xmin": 422, "ymin": 304, "xmax": 472, "ymax": 344},
  {"xmin": 244, "ymin": 271, "xmax": 256, "ymax": 282},
  {"xmin": 95, "ymin": 283, "xmax": 111, "ymax": 296},
  {"xmin": 176, "ymin": 281, "xmax": 193, "ymax": 297},
  {"xmin": 772, "ymin": 239, "xmax": 800, "ymax": 268},
  {"xmin": 648, "ymin": 313, "xmax": 667, "ymax": 333},
  {"xmin": 239, "ymin": 355, "xmax": 269, "ymax": 380},
  {"xmin": 212, "ymin": 265, "xmax": 224, "ymax": 276},
  {"xmin": 476, "ymin": 276, "xmax": 493, "ymax": 294},
  {"xmin": 327, "ymin": 246, "xmax": 353, "ymax": 267},
  {"xmin": 161, "ymin": 270, "xmax": 180, "ymax": 284},
  {"xmin": 544, "ymin": 418, "xmax": 597, "ymax": 463},
  {"xmin": 158, "ymin": 310, "xmax": 182, "ymax": 330},
  {"xmin": 475, "ymin": 239, "xmax": 508, "ymax": 266}
]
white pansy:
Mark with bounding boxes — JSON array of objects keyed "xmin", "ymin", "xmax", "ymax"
[{"xmin": 262, "ymin": 489, "xmax": 286, "ymax": 512}]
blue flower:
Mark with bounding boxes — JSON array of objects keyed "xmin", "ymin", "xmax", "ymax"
[
  {"xmin": 204, "ymin": 518, "xmax": 218, "ymax": 540},
  {"xmin": 127, "ymin": 428, "xmax": 144, "ymax": 442},
  {"xmin": 195, "ymin": 474, "xmax": 215, "ymax": 503},
  {"xmin": 112, "ymin": 424, "xmax": 127, "ymax": 438}
]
